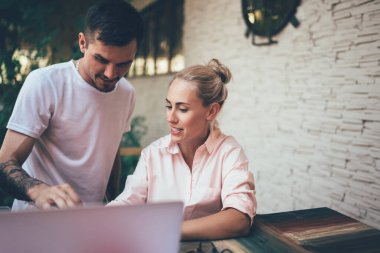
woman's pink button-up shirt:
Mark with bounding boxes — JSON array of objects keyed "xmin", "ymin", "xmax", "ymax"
[{"xmin": 110, "ymin": 128, "xmax": 257, "ymax": 221}]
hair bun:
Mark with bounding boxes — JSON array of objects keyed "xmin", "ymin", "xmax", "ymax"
[{"xmin": 208, "ymin": 59, "xmax": 232, "ymax": 84}]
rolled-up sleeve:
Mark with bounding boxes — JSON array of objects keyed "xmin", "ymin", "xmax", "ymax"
[
  {"xmin": 221, "ymin": 147, "xmax": 257, "ymax": 223},
  {"xmin": 107, "ymin": 153, "xmax": 148, "ymax": 206}
]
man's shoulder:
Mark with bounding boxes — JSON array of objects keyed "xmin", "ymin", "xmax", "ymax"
[
  {"xmin": 118, "ymin": 77, "xmax": 135, "ymax": 92},
  {"xmin": 34, "ymin": 60, "xmax": 71, "ymax": 72},
  {"xmin": 23, "ymin": 61, "xmax": 73, "ymax": 90},
  {"xmin": 28, "ymin": 61, "xmax": 73, "ymax": 80}
]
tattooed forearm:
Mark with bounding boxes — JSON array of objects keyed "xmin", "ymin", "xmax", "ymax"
[{"xmin": 0, "ymin": 159, "xmax": 43, "ymax": 201}]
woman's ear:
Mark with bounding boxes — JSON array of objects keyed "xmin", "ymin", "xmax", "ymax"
[{"xmin": 206, "ymin": 103, "xmax": 221, "ymax": 121}]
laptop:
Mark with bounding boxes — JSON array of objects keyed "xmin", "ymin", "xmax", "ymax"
[{"xmin": 0, "ymin": 202, "xmax": 183, "ymax": 253}]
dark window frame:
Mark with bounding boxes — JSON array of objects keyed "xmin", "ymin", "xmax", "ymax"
[{"xmin": 130, "ymin": 0, "xmax": 184, "ymax": 77}]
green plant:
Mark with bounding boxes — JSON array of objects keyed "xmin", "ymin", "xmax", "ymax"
[
  {"xmin": 121, "ymin": 116, "xmax": 148, "ymax": 147},
  {"xmin": 119, "ymin": 116, "xmax": 148, "ymax": 191},
  {"xmin": 0, "ymin": 85, "xmax": 22, "ymax": 144},
  {"xmin": 0, "ymin": 85, "xmax": 22, "ymax": 207}
]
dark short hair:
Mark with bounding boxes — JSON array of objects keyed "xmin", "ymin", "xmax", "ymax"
[{"xmin": 84, "ymin": 0, "xmax": 143, "ymax": 47}]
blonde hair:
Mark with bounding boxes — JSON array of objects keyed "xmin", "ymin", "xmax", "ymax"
[{"xmin": 170, "ymin": 59, "xmax": 232, "ymax": 107}]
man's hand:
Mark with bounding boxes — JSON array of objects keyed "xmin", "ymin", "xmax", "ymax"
[
  {"xmin": 0, "ymin": 158, "xmax": 82, "ymax": 210},
  {"xmin": 0, "ymin": 130, "xmax": 82, "ymax": 209},
  {"xmin": 27, "ymin": 183, "xmax": 82, "ymax": 210}
]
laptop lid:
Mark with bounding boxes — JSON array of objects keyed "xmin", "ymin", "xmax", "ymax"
[{"xmin": 0, "ymin": 202, "xmax": 183, "ymax": 253}]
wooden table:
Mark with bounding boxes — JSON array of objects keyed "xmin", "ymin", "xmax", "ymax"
[{"xmin": 180, "ymin": 207, "xmax": 380, "ymax": 253}]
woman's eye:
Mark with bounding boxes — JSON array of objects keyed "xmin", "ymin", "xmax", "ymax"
[
  {"xmin": 179, "ymin": 108, "xmax": 188, "ymax": 113},
  {"xmin": 165, "ymin": 105, "xmax": 172, "ymax": 110}
]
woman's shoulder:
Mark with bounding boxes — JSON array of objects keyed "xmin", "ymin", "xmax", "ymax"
[
  {"xmin": 211, "ymin": 133, "xmax": 248, "ymax": 160},
  {"xmin": 214, "ymin": 131, "xmax": 243, "ymax": 151},
  {"xmin": 224, "ymin": 135, "xmax": 242, "ymax": 147},
  {"xmin": 118, "ymin": 77, "xmax": 136, "ymax": 93},
  {"xmin": 141, "ymin": 134, "xmax": 171, "ymax": 154}
]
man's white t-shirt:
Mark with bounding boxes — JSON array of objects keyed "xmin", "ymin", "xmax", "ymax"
[{"xmin": 7, "ymin": 60, "xmax": 135, "ymax": 210}]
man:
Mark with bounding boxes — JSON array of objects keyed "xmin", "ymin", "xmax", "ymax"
[{"xmin": 0, "ymin": 0, "xmax": 143, "ymax": 210}]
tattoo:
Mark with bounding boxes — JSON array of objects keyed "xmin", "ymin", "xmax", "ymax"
[{"xmin": 0, "ymin": 159, "xmax": 43, "ymax": 201}]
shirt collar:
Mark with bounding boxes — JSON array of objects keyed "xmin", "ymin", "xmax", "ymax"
[
  {"xmin": 165, "ymin": 136, "xmax": 180, "ymax": 154},
  {"xmin": 162, "ymin": 126, "xmax": 225, "ymax": 155}
]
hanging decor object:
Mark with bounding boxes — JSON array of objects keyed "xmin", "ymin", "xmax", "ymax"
[{"xmin": 242, "ymin": 0, "xmax": 301, "ymax": 46}]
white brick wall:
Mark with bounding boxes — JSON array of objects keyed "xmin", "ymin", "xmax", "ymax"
[
  {"xmin": 130, "ymin": 0, "xmax": 380, "ymax": 229},
  {"xmin": 183, "ymin": 0, "xmax": 380, "ymax": 228}
]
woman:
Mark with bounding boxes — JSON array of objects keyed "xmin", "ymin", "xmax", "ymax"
[{"xmin": 109, "ymin": 59, "xmax": 256, "ymax": 240}]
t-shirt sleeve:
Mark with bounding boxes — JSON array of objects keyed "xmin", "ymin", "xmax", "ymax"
[
  {"xmin": 122, "ymin": 83, "xmax": 136, "ymax": 133},
  {"xmin": 7, "ymin": 69, "xmax": 55, "ymax": 138},
  {"xmin": 221, "ymin": 146, "xmax": 257, "ymax": 224}
]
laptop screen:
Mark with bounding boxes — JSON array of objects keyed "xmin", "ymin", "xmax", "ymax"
[{"xmin": 0, "ymin": 202, "xmax": 183, "ymax": 253}]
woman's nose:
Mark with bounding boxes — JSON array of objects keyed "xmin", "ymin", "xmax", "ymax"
[{"xmin": 167, "ymin": 109, "xmax": 178, "ymax": 123}]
